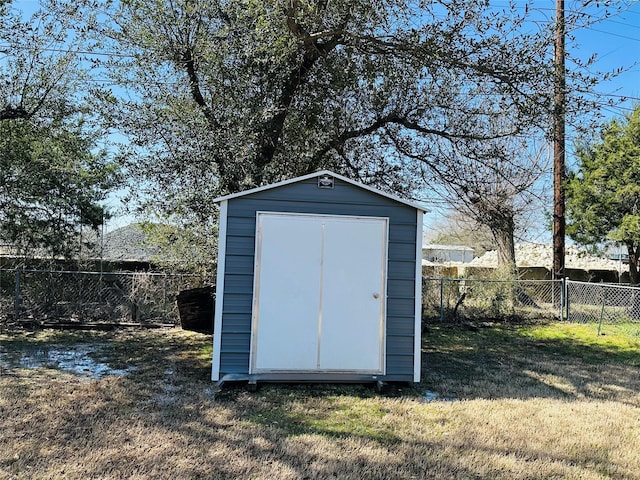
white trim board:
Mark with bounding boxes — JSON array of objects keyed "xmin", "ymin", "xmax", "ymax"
[
  {"xmin": 211, "ymin": 200, "xmax": 228, "ymax": 381},
  {"xmin": 413, "ymin": 209, "xmax": 424, "ymax": 383}
]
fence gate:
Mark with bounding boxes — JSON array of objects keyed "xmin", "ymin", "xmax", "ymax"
[{"xmin": 566, "ymin": 280, "xmax": 640, "ymax": 334}]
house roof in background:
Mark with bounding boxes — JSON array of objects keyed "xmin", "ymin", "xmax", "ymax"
[
  {"xmin": 99, "ymin": 224, "xmax": 157, "ymax": 261},
  {"xmin": 0, "ymin": 225, "xmax": 156, "ymax": 263}
]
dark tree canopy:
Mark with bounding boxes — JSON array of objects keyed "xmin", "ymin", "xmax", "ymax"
[
  {"xmin": 0, "ymin": 119, "xmax": 117, "ymax": 257},
  {"xmin": 0, "ymin": 6, "xmax": 119, "ymax": 257},
  {"xmin": 566, "ymin": 105, "xmax": 640, "ymax": 283}
]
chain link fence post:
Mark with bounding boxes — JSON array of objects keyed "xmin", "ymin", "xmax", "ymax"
[
  {"xmin": 439, "ymin": 278, "xmax": 444, "ymax": 322},
  {"xmin": 565, "ymin": 278, "xmax": 569, "ymax": 320},
  {"xmin": 14, "ymin": 269, "xmax": 21, "ymax": 322},
  {"xmin": 597, "ymin": 290, "xmax": 606, "ymax": 335},
  {"xmin": 163, "ymin": 273, "xmax": 168, "ymax": 323},
  {"xmin": 559, "ymin": 278, "xmax": 563, "ymax": 320}
]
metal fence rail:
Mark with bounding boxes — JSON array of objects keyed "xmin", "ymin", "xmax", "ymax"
[
  {"xmin": 423, "ymin": 278, "xmax": 563, "ymax": 322},
  {"xmin": 0, "ymin": 269, "xmax": 211, "ymax": 327},
  {"xmin": 567, "ymin": 280, "xmax": 640, "ymax": 334}
]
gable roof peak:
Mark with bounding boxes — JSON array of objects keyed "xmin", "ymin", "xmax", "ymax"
[{"xmin": 212, "ymin": 169, "xmax": 427, "ymax": 212}]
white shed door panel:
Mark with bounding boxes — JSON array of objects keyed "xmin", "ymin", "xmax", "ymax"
[
  {"xmin": 253, "ymin": 215, "xmax": 322, "ymax": 371},
  {"xmin": 251, "ymin": 213, "xmax": 387, "ymax": 374},
  {"xmin": 319, "ymin": 218, "xmax": 386, "ymax": 371}
]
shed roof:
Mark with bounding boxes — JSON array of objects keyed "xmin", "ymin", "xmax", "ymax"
[{"xmin": 211, "ymin": 170, "xmax": 427, "ymax": 212}]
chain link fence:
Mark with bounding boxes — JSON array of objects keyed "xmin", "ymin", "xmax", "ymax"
[
  {"xmin": 422, "ymin": 277, "xmax": 640, "ymax": 334},
  {"xmin": 0, "ymin": 269, "xmax": 212, "ymax": 328},
  {"xmin": 5, "ymin": 269, "xmax": 640, "ymax": 332},
  {"xmin": 423, "ymin": 278, "xmax": 563, "ymax": 322},
  {"xmin": 567, "ymin": 280, "xmax": 640, "ymax": 335}
]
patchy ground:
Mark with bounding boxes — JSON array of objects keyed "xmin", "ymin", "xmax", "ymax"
[{"xmin": 1, "ymin": 323, "xmax": 639, "ymax": 480}]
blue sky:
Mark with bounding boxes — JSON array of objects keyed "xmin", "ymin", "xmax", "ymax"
[{"xmin": 564, "ymin": 1, "xmax": 639, "ymax": 120}]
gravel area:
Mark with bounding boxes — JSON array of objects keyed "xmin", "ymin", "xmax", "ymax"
[{"xmin": 469, "ymin": 242, "xmax": 622, "ymax": 271}]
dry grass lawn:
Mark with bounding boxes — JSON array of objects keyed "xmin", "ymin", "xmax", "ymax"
[{"xmin": 1, "ymin": 321, "xmax": 639, "ymax": 479}]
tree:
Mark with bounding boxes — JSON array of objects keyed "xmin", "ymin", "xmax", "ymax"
[
  {"xmin": 0, "ymin": 6, "xmax": 119, "ymax": 257},
  {"xmin": 417, "ymin": 135, "xmax": 551, "ymax": 273},
  {"xmin": 42, "ymin": 0, "xmax": 618, "ymax": 272},
  {"xmin": 138, "ymin": 221, "xmax": 218, "ymax": 275},
  {"xmin": 49, "ymin": 0, "xmax": 558, "ymax": 196},
  {"xmin": 429, "ymin": 211, "xmax": 497, "ymax": 259},
  {"xmin": 566, "ymin": 105, "xmax": 640, "ymax": 283}
]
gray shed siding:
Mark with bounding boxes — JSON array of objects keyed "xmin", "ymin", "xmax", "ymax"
[{"xmin": 219, "ymin": 177, "xmax": 419, "ymax": 382}]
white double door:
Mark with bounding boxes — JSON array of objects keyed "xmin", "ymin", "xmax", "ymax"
[{"xmin": 250, "ymin": 212, "xmax": 388, "ymax": 374}]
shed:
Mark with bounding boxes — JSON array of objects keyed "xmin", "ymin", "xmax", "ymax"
[{"xmin": 211, "ymin": 170, "xmax": 425, "ymax": 385}]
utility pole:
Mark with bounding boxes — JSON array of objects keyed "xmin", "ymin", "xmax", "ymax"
[{"xmin": 553, "ymin": 0, "xmax": 566, "ymax": 280}]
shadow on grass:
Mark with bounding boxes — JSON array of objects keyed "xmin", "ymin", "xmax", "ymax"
[
  {"xmin": 0, "ymin": 328, "xmax": 482, "ymax": 479},
  {"xmin": 2, "ymin": 325, "xmax": 640, "ymax": 479},
  {"xmin": 422, "ymin": 322, "xmax": 640, "ymax": 404}
]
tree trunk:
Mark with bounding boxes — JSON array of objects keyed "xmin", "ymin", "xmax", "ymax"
[
  {"xmin": 492, "ymin": 224, "xmax": 517, "ymax": 278},
  {"xmin": 627, "ymin": 243, "xmax": 640, "ymax": 319},
  {"xmin": 627, "ymin": 243, "xmax": 640, "ymax": 285}
]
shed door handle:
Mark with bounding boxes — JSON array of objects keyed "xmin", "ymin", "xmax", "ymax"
[{"xmin": 373, "ymin": 293, "xmax": 380, "ymax": 299}]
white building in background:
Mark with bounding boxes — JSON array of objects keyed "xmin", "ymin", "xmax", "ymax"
[{"xmin": 422, "ymin": 244, "xmax": 474, "ymax": 264}]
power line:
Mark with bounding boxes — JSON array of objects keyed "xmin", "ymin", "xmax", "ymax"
[
  {"xmin": 602, "ymin": 17, "xmax": 640, "ymax": 29},
  {"xmin": 0, "ymin": 44, "xmax": 142, "ymax": 58},
  {"xmin": 581, "ymin": 26, "xmax": 640, "ymax": 42},
  {"xmin": 490, "ymin": 1, "xmax": 640, "ymax": 33}
]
